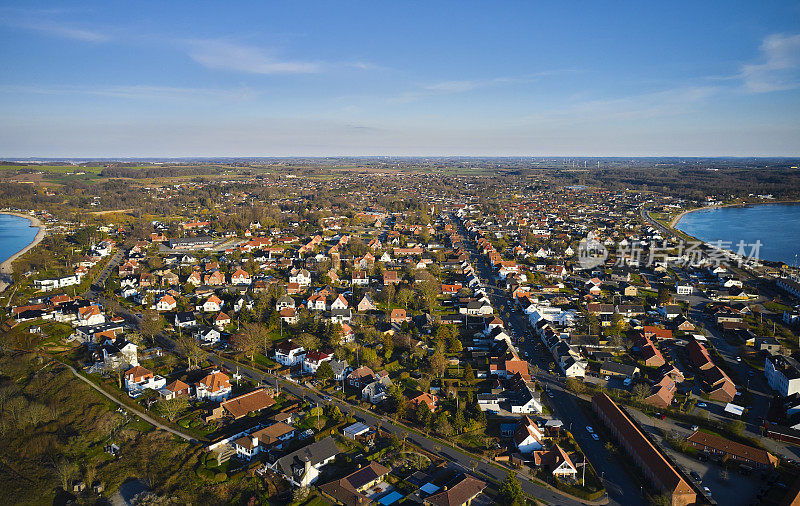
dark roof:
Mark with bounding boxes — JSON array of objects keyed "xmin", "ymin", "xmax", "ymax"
[
  {"xmin": 274, "ymin": 436, "xmax": 339, "ymax": 480},
  {"xmin": 424, "ymin": 474, "xmax": 486, "ymax": 506}
]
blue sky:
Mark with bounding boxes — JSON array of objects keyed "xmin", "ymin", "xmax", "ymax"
[{"xmin": 1, "ymin": 1, "xmax": 799, "ymax": 157}]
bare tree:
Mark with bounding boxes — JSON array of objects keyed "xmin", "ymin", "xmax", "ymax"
[
  {"xmin": 56, "ymin": 458, "xmax": 78, "ymax": 491},
  {"xmin": 231, "ymin": 322, "xmax": 267, "ymax": 361},
  {"xmin": 157, "ymin": 397, "xmax": 188, "ymax": 422}
]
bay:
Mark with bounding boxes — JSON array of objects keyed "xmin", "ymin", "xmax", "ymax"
[
  {"xmin": 0, "ymin": 213, "xmax": 39, "ymax": 265},
  {"xmin": 675, "ymin": 203, "xmax": 800, "ymax": 265}
]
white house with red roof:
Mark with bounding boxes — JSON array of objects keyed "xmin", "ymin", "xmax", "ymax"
[
  {"xmin": 214, "ymin": 312, "xmax": 232, "ymax": 329},
  {"xmin": 274, "ymin": 340, "xmax": 306, "ymax": 366},
  {"xmin": 514, "ymin": 416, "xmax": 545, "ymax": 453},
  {"xmin": 156, "ymin": 294, "xmax": 177, "ymax": 312},
  {"xmin": 303, "ymin": 350, "xmax": 333, "ymax": 374},
  {"xmin": 124, "ymin": 365, "xmax": 166, "ymax": 396},
  {"xmin": 201, "ymin": 294, "xmax": 223, "ymax": 312},
  {"xmin": 231, "ymin": 268, "xmax": 251, "ymax": 285},
  {"xmin": 77, "ymin": 305, "xmax": 105, "ymax": 326},
  {"xmin": 330, "ymin": 295, "xmax": 348, "ymax": 311},
  {"xmin": 195, "ymin": 369, "xmax": 232, "ymax": 401}
]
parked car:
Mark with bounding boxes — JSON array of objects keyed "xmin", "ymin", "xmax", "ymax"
[
  {"xmin": 586, "ymin": 426, "xmax": 594, "ymax": 434},
  {"xmin": 591, "ymin": 433, "xmax": 600, "ymax": 441},
  {"xmin": 690, "ymin": 471, "xmax": 702, "ymax": 482},
  {"xmin": 697, "ymin": 402, "xmax": 707, "ymax": 408}
]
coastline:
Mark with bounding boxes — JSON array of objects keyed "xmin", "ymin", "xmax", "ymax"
[
  {"xmin": 670, "ymin": 199, "xmax": 800, "ymax": 229},
  {"xmin": 0, "ymin": 212, "xmax": 47, "ymax": 293},
  {"xmin": 668, "ymin": 200, "xmax": 800, "ymax": 266}
]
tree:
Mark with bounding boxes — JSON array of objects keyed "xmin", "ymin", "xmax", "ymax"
[
  {"xmin": 176, "ymin": 334, "xmax": 206, "ymax": 370},
  {"xmin": 394, "ymin": 288, "xmax": 411, "ymax": 310},
  {"xmin": 316, "ymin": 361, "xmax": 334, "ymax": 385},
  {"xmin": 415, "ymin": 401, "xmax": 432, "ymax": 428},
  {"xmin": 56, "ymin": 458, "xmax": 78, "ymax": 491},
  {"xmin": 297, "ymin": 332, "xmax": 321, "ymax": 352},
  {"xmin": 382, "ymin": 334, "xmax": 394, "ymax": 361},
  {"xmin": 157, "ymin": 397, "xmax": 188, "ymax": 422},
  {"xmin": 632, "ymin": 383, "xmax": 651, "ymax": 403},
  {"xmin": 498, "ymin": 471, "xmax": 525, "ymax": 506},
  {"xmin": 429, "ymin": 352, "xmax": 446, "ymax": 378},
  {"xmin": 138, "ymin": 310, "xmax": 163, "ymax": 343},
  {"xmin": 463, "ymin": 363, "xmax": 475, "ymax": 383},
  {"xmin": 727, "ymin": 420, "xmax": 745, "ymax": 437},
  {"xmin": 565, "ymin": 377, "xmax": 586, "ymax": 394},
  {"xmin": 232, "ymin": 322, "xmax": 268, "ymax": 361},
  {"xmin": 447, "ymin": 334, "xmax": 463, "ymax": 353},
  {"xmin": 292, "ymin": 487, "xmax": 311, "ymax": 503}
]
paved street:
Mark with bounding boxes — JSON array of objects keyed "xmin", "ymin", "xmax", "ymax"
[{"xmin": 455, "ymin": 217, "xmax": 642, "ymax": 506}]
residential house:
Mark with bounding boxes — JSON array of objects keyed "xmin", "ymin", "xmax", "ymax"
[
  {"xmin": 319, "ymin": 462, "xmax": 391, "ymax": 506},
  {"xmin": 357, "ymin": 294, "xmax": 377, "ymax": 312},
  {"xmin": 271, "ymin": 436, "xmax": 340, "ymax": 487},
  {"xmin": 408, "ymin": 391, "xmax": 437, "ymax": 411},
  {"xmin": 220, "ymin": 388, "xmax": 275, "ymax": 419},
  {"xmin": 766, "ymin": 355, "xmax": 800, "ymax": 397},
  {"xmin": 687, "ymin": 431, "xmax": 778, "ymax": 468},
  {"xmin": 201, "ymin": 295, "xmax": 223, "ymax": 312},
  {"xmin": 533, "ymin": 445, "xmax": 578, "ymax": 478},
  {"xmin": 252, "ymin": 422, "xmax": 296, "ymax": 451},
  {"xmin": 514, "ymin": 416, "xmax": 545, "ymax": 453},
  {"xmin": 329, "ymin": 359, "xmax": 351, "ymax": 381},
  {"xmin": 195, "ymin": 369, "xmax": 232, "ymax": 401},
  {"xmin": 275, "ymin": 340, "xmax": 306, "ymax": 366},
  {"xmin": 175, "ymin": 311, "xmax": 197, "ymax": 328},
  {"xmin": 77, "ymin": 305, "xmax": 105, "ymax": 326},
  {"xmin": 390, "ymin": 308, "xmax": 410, "ymax": 324},
  {"xmin": 303, "ymin": 350, "xmax": 332, "ymax": 374},
  {"xmin": 351, "ymin": 270, "xmax": 370, "ymax": 287},
  {"xmin": 645, "ymin": 375, "xmax": 677, "ymax": 409},
  {"xmin": 289, "ymin": 269, "xmax": 312, "ymax": 287},
  {"xmin": 231, "ymin": 268, "xmax": 251, "ymax": 285},
  {"xmin": 423, "ymin": 474, "xmax": 486, "ymax": 506},
  {"xmin": 160, "ymin": 379, "xmax": 191, "ymax": 400},
  {"xmin": 123, "ymin": 365, "xmax": 166, "ymax": 395}
]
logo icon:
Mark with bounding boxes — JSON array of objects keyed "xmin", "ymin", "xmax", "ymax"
[{"xmin": 577, "ymin": 232, "xmax": 608, "ymax": 270}]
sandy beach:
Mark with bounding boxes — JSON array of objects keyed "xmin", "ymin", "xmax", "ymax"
[{"xmin": 0, "ymin": 212, "xmax": 46, "ymax": 293}]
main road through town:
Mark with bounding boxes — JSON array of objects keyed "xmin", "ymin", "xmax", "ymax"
[{"xmin": 454, "ymin": 216, "xmax": 645, "ymax": 506}]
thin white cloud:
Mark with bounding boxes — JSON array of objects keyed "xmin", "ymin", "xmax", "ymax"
[
  {"xmin": 7, "ymin": 19, "xmax": 108, "ymax": 42},
  {"xmin": 740, "ymin": 33, "xmax": 800, "ymax": 93},
  {"xmin": 186, "ymin": 39, "xmax": 321, "ymax": 75},
  {"xmin": 0, "ymin": 84, "xmax": 257, "ymax": 102},
  {"xmin": 394, "ymin": 77, "xmax": 521, "ymax": 103},
  {"xmin": 517, "ymin": 86, "xmax": 720, "ymax": 124}
]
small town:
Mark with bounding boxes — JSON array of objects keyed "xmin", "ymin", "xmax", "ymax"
[
  {"xmin": 1, "ymin": 1, "xmax": 799, "ymax": 505},
  {"xmin": 1, "ymin": 163, "xmax": 800, "ymax": 506}
]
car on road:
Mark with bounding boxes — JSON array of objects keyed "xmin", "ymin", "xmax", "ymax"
[
  {"xmin": 320, "ymin": 395, "xmax": 331, "ymax": 402},
  {"xmin": 736, "ymin": 356, "xmax": 742, "ymax": 362},
  {"xmin": 691, "ymin": 425, "xmax": 699, "ymax": 431},
  {"xmin": 586, "ymin": 426, "xmax": 594, "ymax": 434},
  {"xmin": 697, "ymin": 402, "xmax": 707, "ymax": 408},
  {"xmin": 591, "ymin": 433, "xmax": 600, "ymax": 441},
  {"xmin": 604, "ymin": 375, "xmax": 610, "ymax": 381},
  {"xmin": 547, "ymin": 391, "xmax": 554, "ymax": 398}
]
